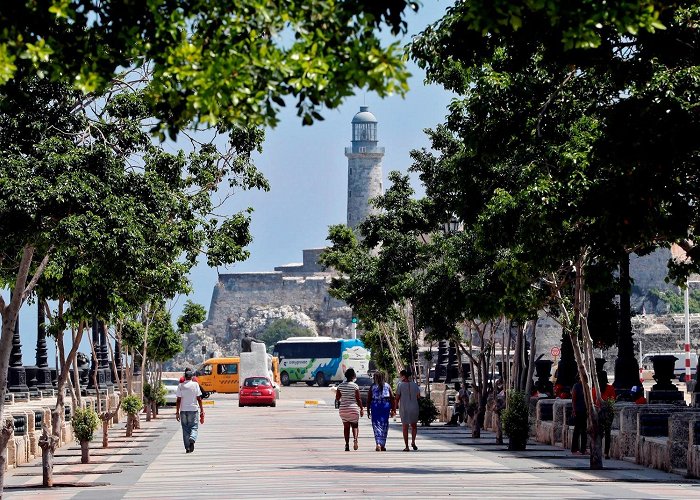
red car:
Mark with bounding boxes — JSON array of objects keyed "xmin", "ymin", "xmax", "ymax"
[{"xmin": 239, "ymin": 377, "xmax": 277, "ymax": 407}]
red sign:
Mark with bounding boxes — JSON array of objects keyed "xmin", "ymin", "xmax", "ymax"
[{"xmin": 550, "ymin": 346, "xmax": 561, "ymax": 357}]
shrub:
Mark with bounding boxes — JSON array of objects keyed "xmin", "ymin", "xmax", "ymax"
[
  {"xmin": 72, "ymin": 407, "xmax": 99, "ymax": 443},
  {"xmin": 121, "ymin": 395, "xmax": 144, "ymax": 415},
  {"xmin": 502, "ymin": 390, "xmax": 530, "ymax": 450},
  {"xmin": 144, "ymin": 382, "xmax": 167, "ymax": 406},
  {"xmin": 600, "ymin": 399, "xmax": 615, "ymax": 431},
  {"xmin": 418, "ymin": 397, "xmax": 439, "ymax": 426}
]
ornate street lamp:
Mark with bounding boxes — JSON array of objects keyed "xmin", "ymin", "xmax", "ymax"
[{"xmin": 442, "ymin": 216, "xmax": 460, "ymax": 235}]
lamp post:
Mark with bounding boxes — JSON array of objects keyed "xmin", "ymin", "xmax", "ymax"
[
  {"xmin": 442, "ymin": 216, "xmax": 460, "ymax": 235},
  {"xmin": 436, "ymin": 216, "xmax": 461, "ymax": 384}
]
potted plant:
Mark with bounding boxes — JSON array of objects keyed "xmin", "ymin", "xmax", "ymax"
[
  {"xmin": 71, "ymin": 407, "xmax": 99, "ymax": 464},
  {"xmin": 502, "ymin": 390, "xmax": 530, "ymax": 450},
  {"xmin": 418, "ymin": 397, "xmax": 439, "ymax": 426},
  {"xmin": 121, "ymin": 395, "xmax": 144, "ymax": 437}
]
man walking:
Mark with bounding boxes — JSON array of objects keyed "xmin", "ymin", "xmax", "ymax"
[
  {"xmin": 176, "ymin": 368, "xmax": 204, "ymax": 453},
  {"xmin": 395, "ymin": 369, "xmax": 421, "ymax": 451}
]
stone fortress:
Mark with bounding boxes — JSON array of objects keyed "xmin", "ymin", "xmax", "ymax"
[
  {"xmin": 172, "ymin": 106, "xmax": 386, "ymax": 367},
  {"xmin": 172, "ymin": 106, "xmax": 700, "ymax": 368}
]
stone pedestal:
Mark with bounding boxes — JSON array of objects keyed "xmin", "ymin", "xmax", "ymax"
[
  {"xmin": 239, "ymin": 343, "xmax": 272, "ymax": 387},
  {"xmin": 534, "ymin": 359, "xmax": 554, "ymax": 396}
]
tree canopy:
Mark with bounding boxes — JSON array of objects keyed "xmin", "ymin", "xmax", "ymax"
[
  {"xmin": 258, "ymin": 318, "xmax": 312, "ymax": 351},
  {"xmin": 0, "ymin": 1, "xmax": 420, "ymax": 135}
]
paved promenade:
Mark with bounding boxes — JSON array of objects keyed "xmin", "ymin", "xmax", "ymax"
[{"xmin": 5, "ymin": 387, "xmax": 700, "ymax": 499}]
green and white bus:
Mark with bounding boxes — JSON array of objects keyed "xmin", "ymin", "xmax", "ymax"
[{"xmin": 273, "ymin": 337, "xmax": 370, "ymax": 387}]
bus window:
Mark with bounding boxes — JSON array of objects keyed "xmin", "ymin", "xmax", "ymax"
[
  {"xmin": 199, "ymin": 364, "xmax": 212, "ymax": 376},
  {"xmin": 217, "ymin": 363, "xmax": 238, "ymax": 375}
]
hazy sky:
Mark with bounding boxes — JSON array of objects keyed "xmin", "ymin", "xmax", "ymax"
[{"xmin": 18, "ymin": 1, "xmax": 455, "ymax": 366}]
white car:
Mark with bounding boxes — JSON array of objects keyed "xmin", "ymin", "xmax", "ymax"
[{"xmin": 162, "ymin": 378, "xmax": 180, "ymax": 405}]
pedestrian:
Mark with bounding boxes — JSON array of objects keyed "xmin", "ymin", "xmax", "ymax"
[
  {"xmin": 631, "ymin": 385, "xmax": 647, "ymax": 404},
  {"xmin": 454, "ymin": 382, "xmax": 470, "ymax": 425},
  {"xmin": 592, "ymin": 370, "xmax": 616, "ymax": 459},
  {"xmin": 336, "ymin": 368, "xmax": 363, "ymax": 451},
  {"xmin": 395, "ymin": 369, "xmax": 420, "ymax": 451},
  {"xmin": 366, "ymin": 371, "xmax": 395, "ymax": 451},
  {"xmin": 494, "ymin": 381, "xmax": 506, "ymax": 445},
  {"xmin": 176, "ymin": 368, "xmax": 204, "ymax": 453},
  {"xmin": 570, "ymin": 373, "xmax": 587, "ymax": 455}
]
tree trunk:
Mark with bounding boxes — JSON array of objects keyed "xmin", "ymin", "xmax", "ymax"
[
  {"xmin": 126, "ymin": 414, "xmax": 134, "ymax": 437},
  {"xmin": 38, "ymin": 423, "xmax": 57, "ymax": 488},
  {"xmin": 80, "ymin": 440, "xmax": 90, "ymax": 464},
  {"xmin": 46, "ymin": 320, "xmax": 84, "ymax": 486},
  {"xmin": 524, "ymin": 319, "xmax": 538, "ymax": 398},
  {"xmin": 588, "ymin": 411, "xmax": 604, "ymax": 470},
  {"xmin": 101, "ymin": 412, "xmax": 112, "ymax": 448},
  {"xmin": 89, "ymin": 333, "xmax": 102, "ymax": 413},
  {"xmin": 0, "ymin": 420, "xmax": 14, "ymax": 487},
  {"xmin": 70, "ymin": 325, "xmax": 82, "ymax": 408},
  {"xmin": 145, "ymin": 397, "xmax": 152, "ymax": 422}
]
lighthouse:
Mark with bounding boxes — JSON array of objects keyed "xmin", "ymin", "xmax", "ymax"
[{"xmin": 345, "ymin": 106, "xmax": 384, "ymax": 230}]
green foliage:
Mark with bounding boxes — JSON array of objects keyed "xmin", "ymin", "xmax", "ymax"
[
  {"xmin": 144, "ymin": 382, "xmax": 167, "ymax": 406},
  {"xmin": 418, "ymin": 396, "xmax": 439, "ymax": 426},
  {"xmin": 258, "ymin": 319, "xmax": 311, "ymax": 352},
  {"xmin": 502, "ymin": 390, "xmax": 530, "ymax": 443},
  {"xmin": 147, "ymin": 304, "xmax": 183, "ymax": 363},
  {"xmin": 601, "ymin": 399, "xmax": 616, "ymax": 431},
  {"xmin": 177, "ymin": 301, "xmax": 207, "ymax": 335},
  {"xmin": 0, "ymin": 1, "xmax": 415, "ymax": 135},
  {"xmin": 650, "ymin": 289, "xmax": 700, "ymax": 314},
  {"xmin": 121, "ymin": 395, "xmax": 144, "ymax": 415},
  {"xmin": 121, "ymin": 320, "xmax": 145, "ymax": 350},
  {"xmin": 0, "ymin": 75, "xmax": 264, "ymax": 339},
  {"xmin": 71, "ymin": 407, "xmax": 100, "ymax": 443}
]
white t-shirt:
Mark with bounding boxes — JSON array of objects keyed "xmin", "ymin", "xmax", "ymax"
[{"xmin": 176, "ymin": 380, "xmax": 202, "ymax": 411}]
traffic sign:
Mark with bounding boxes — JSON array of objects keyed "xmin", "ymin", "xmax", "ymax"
[
  {"xmin": 550, "ymin": 346, "xmax": 561, "ymax": 357},
  {"xmin": 351, "ymin": 317, "xmax": 358, "ymax": 324}
]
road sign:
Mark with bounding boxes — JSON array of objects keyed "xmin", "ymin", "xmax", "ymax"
[
  {"xmin": 550, "ymin": 346, "xmax": 561, "ymax": 357},
  {"xmin": 351, "ymin": 317, "xmax": 358, "ymax": 324}
]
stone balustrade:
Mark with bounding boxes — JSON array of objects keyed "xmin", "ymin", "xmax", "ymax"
[
  {"xmin": 526, "ymin": 398, "xmax": 700, "ymax": 478},
  {"xmin": 1, "ymin": 389, "xmax": 125, "ymax": 470}
]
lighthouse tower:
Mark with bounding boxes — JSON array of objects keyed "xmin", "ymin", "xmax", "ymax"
[{"xmin": 345, "ymin": 106, "xmax": 384, "ymax": 230}]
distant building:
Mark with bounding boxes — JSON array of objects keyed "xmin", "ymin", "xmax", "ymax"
[
  {"xmin": 175, "ymin": 108, "xmax": 385, "ymax": 365},
  {"xmin": 345, "ymin": 106, "xmax": 384, "ymax": 230}
]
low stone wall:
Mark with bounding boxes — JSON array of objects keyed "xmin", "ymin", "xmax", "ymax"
[
  {"xmin": 535, "ymin": 399, "xmax": 556, "ymax": 445},
  {"xmin": 2, "ymin": 389, "xmax": 127, "ymax": 470},
  {"xmin": 529, "ymin": 398, "xmax": 700, "ymax": 478}
]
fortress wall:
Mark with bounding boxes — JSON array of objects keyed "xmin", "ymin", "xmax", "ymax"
[
  {"xmin": 205, "ymin": 271, "xmax": 351, "ymax": 340},
  {"xmin": 630, "ymin": 248, "xmax": 674, "ymax": 292}
]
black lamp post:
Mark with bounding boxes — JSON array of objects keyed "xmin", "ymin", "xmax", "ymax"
[
  {"xmin": 7, "ymin": 312, "xmax": 28, "ymax": 393},
  {"xmin": 34, "ymin": 300, "xmax": 53, "ymax": 390},
  {"xmin": 614, "ymin": 255, "xmax": 641, "ymax": 394},
  {"xmin": 87, "ymin": 315, "xmax": 103, "ymax": 392},
  {"xmin": 98, "ymin": 320, "xmax": 113, "ymax": 389}
]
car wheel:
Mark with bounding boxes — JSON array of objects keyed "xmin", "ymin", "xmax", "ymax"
[
  {"xmin": 201, "ymin": 391, "xmax": 210, "ymax": 399},
  {"xmin": 305, "ymin": 381, "xmax": 315, "ymax": 386},
  {"xmin": 315, "ymin": 372, "xmax": 327, "ymax": 387},
  {"xmin": 281, "ymin": 372, "xmax": 291, "ymax": 387},
  {"xmin": 239, "ymin": 401, "xmax": 244, "ymax": 407},
  {"xmin": 270, "ymin": 400, "xmax": 276, "ymax": 407}
]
